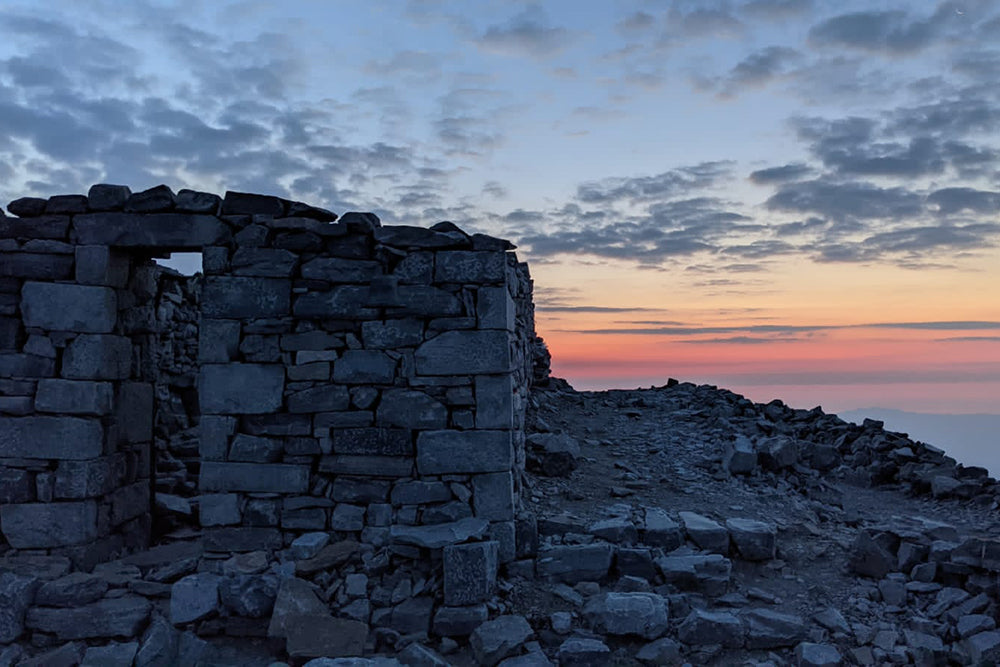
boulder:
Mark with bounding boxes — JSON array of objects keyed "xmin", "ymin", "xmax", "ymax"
[
  {"xmin": 678, "ymin": 511, "xmax": 729, "ymax": 554},
  {"xmin": 556, "ymin": 637, "xmax": 610, "ymax": 666},
  {"xmin": 0, "ymin": 572, "xmax": 40, "ymax": 642},
  {"xmin": 741, "ymin": 608, "xmax": 807, "ymax": 649},
  {"xmin": 794, "ymin": 642, "xmax": 842, "ymax": 667},
  {"xmin": 725, "ymin": 518, "xmax": 777, "ymax": 561},
  {"xmin": 677, "ymin": 609, "xmax": 743, "ymax": 647},
  {"xmin": 525, "ymin": 433, "xmax": 580, "ymax": 477},
  {"xmin": 583, "ymin": 592, "xmax": 669, "ymax": 639},
  {"xmin": 169, "ymin": 574, "xmax": 220, "ymax": 625},
  {"xmin": 470, "ymin": 615, "xmax": 533, "ymax": 666},
  {"xmin": 536, "ymin": 544, "xmax": 614, "ymax": 583},
  {"xmin": 26, "ymin": 596, "xmax": 151, "ymax": 639}
]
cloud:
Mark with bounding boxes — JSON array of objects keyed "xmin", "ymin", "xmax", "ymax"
[
  {"xmin": 927, "ymin": 187, "xmax": 1000, "ymax": 214},
  {"xmin": 740, "ymin": 0, "xmax": 813, "ymax": 19},
  {"xmin": 765, "ymin": 180, "xmax": 924, "ymax": 221},
  {"xmin": 807, "ymin": 9, "xmax": 944, "ymax": 55},
  {"xmin": 575, "ymin": 161, "xmax": 734, "ymax": 205},
  {"xmin": 476, "ymin": 5, "xmax": 572, "ymax": 58},
  {"xmin": 749, "ymin": 163, "xmax": 814, "ymax": 184},
  {"xmin": 717, "ymin": 46, "xmax": 802, "ymax": 95},
  {"xmin": 364, "ymin": 50, "xmax": 444, "ymax": 82},
  {"xmin": 568, "ymin": 320, "xmax": 1000, "ymax": 336},
  {"xmin": 616, "ymin": 12, "xmax": 656, "ymax": 33},
  {"xmin": 537, "ymin": 305, "xmax": 667, "ymax": 313}
]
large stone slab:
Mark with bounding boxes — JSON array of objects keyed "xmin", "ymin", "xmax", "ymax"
[
  {"xmin": 435, "ymin": 251, "xmax": 506, "ymax": 283},
  {"xmin": 0, "ymin": 572, "xmax": 41, "ymax": 643},
  {"xmin": 201, "ymin": 277, "xmax": 290, "ymax": 318},
  {"xmin": 200, "ymin": 462, "xmax": 309, "ymax": 493},
  {"xmin": 390, "ymin": 517, "xmax": 490, "ymax": 549},
  {"xmin": 417, "ymin": 430, "xmax": 512, "ymax": 475},
  {"xmin": 21, "ymin": 282, "xmax": 116, "ymax": 333},
  {"xmin": 54, "ymin": 457, "xmax": 118, "ymax": 498},
  {"xmin": 287, "ymin": 385, "xmax": 350, "ymax": 413},
  {"xmin": 333, "ymin": 350, "xmax": 396, "ymax": 383},
  {"xmin": 362, "ymin": 319, "xmax": 424, "ymax": 348},
  {"xmin": 1, "ymin": 501, "xmax": 99, "ymax": 548},
  {"xmin": 35, "ymin": 379, "xmax": 113, "ymax": 415},
  {"xmin": 292, "ymin": 286, "xmax": 378, "ymax": 319},
  {"xmin": 301, "ymin": 257, "xmax": 380, "ymax": 283},
  {"xmin": 679, "ymin": 511, "xmax": 729, "ymax": 554},
  {"xmin": 170, "ymin": 574, "xmax": 221, "ymax": 624},
  {"xmin": 444, "ymin": 541, "xmax": 499, "ymax": 605},
  {"xmin": 231, "ymin": 248, "xmax": 298, "ymax": 277},
  {"xmin": 62, "ymin": 334, "xmax": 132, "ymax": 379},
  {"xmin": 415, "ymin": 331, "xmax": 511, "ymax": 375},
  {"xmin": 583, "ymin": 592, "xmax": 670, "ymax": 639},
  {"xmin": 536, "ymin": 544, "xmax": 614, "ymax": 583},
  {"xmin": 198, "ymin": 363, "xmax": 284, "ymax": 414},
  {"xmin": 25, "ymin": 596, "xmax": 152, "ymax": 639},
  {"xmin": 285, "ymin": 613, "xmax": 368, "ymax": 660},
  {"xmin": 73, "ymin": 213, "xmax": 230, "ymax": 248},
  {"xmin": 377, "ymin": 389, "xmax": 448, "ymax": 429},
  {"xmin": 0, "ymin": 416, "xmax": 103, "ymax": 459},
  {"xmin": 0, "ymin": 253, "xmax": 74, "ymax": 280},
  {"xmin": 332, "ymin": 427, "xmax": 413, "ymax": 456}
]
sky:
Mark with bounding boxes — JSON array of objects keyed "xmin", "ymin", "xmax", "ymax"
[{"xmin": 1, "ymin": 0, "xmax": 999, "ymax": 416}]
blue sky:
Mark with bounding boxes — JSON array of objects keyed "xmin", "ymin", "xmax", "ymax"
[{"xmin": 2, "ymin": 0, "xmax": 999, "ymax": 413}]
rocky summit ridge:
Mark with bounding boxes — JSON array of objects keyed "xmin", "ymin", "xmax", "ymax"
[{"xmin": 4, "ymin": 375, "xmax": 1000, "ymax": 666}]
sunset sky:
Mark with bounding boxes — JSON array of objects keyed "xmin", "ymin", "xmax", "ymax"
[{"xmin": 1, "ymin": 0, "xmax": 998, "ymax": 415}]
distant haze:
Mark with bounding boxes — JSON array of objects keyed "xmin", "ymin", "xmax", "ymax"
[{"xmin": 836, "ymin": 408, "xmax": 1000, "ymax": 477}]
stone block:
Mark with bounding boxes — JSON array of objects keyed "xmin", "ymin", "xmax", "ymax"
[
  {"xmin": 242, "ymin": 413, "xmax": 311, "ymax": 436},
  {"xmin": 1, "ymin": 211, "xmax": 69, "ymax": 236},
  {"xmin": 25, "ymin": 596, "xmax": 151, "ymax": 640},
  {"xmin": 432, "ymin": 604, "xmax": 488, "ymax": 637},
  {"xmin": 475, "ymin": 375, "xmax": 514, "ymax": 429},
  {"xmin": 726, "ymin": 518, "xmax": 777, "ymax": 561},
  {"xmin": 54, "ymin": 457, "xmax": 117, "ymax": 498},
  {"xmin": 292, "ymin": 286, "xmax": 378, "ymax": 319},
  {"xmin": 361, "ymin": 319, "xmax": 424, "ymax": 349},
  {"xmin": 200, "ymin": 462, "xmax": 310, "ymax": 493},
  {"xmin": 110, "ymin": 481, "xmax": 150, "ymax": 525},
  {"xmin": 0, "ymin": 416, "xmax": 103, "ymax": 459},
  {"xmin": 0, "ymin": 571, "xmax": 41, "ymax": 643},
  {"xmin": 415, "ymin": 330, "xmax": 512, "ymax": 375},
  {"xmin": 21, "ymin": 282, "xmax": 116, "ymax": 333},
  {"xmin": 417, "ymin": 430, "xmax": 512, "ymax": 475},
  {"xmin": 301, "ymin": 257, "xmax": 380, "ymax": 282},
  {"xmin": 679, "ymin": 511, "xmax": 729, "ymax": 554},
  {"xmin": 82, "ymin": 641, "xmax": 138, "ymax": 667},
  {"xmin": 198, "ymin": 319, "xmax": 241, "ymax": 362},
  {"xmin": 228, "ymin": 434, "xmax": 283, "ymax": 462},
  {"xmin": 116, "ymin": 381, "xmax": 153, "ymax": 443},
  {"xmin": 0, "ymin": 467, "xmax": 33, "ymax": 503},
  {"xmin": 45, "ymin": 194, "xmax": 88, "ymax": 214},
  {"xmin": 170, "ymin": 574, "xmax": 221, "ymax": 625},
  {"xmin": 199, "ymin": 494, "xmax": 241, "ymax": 526},
  {"xmin": 391, "ymin": 480, "xmax": 452, "ymax": 505},
  {"xmin": 176, "ymin": 189, "xmax": 221, "ymax": 213},
  {"xmin": 473, "ymin": 471, "xmax": 515, "ymax": 521},
  {"xmin": 392, "ymin": 251, "xmax": 433, "ymax": 283},
  {"xmin": 390, "ymin": 285, "xmax": 464, "ymax": 317},
  {"xmin": 221, "ymin": 191, "xmax": 285, "ymax": 216},
  {"xmin": 282, "ymin": 508, "xmax": 327, "ymax": 530},
  {"xmin": 203, "ymin": 527, "xmax": 283, "ymax": 552},
  {"xmin": 231, "ymin": 248, "xmax": 298, "ymax": 277},
  {"xmin": 583, "ymin": 592, "xmax": 670, "ymax": 639},
  {"xmin": 332, "ymin": 427, "xmax": 413, "ymax": 456},
  {"xmin": 74, "ymin": 213, "xmax": 230, "ymax": 248},
  {"xmin": 35, "ymin": 572, "xmax": 109, "ymax": 607},
  {"xmin": 86, "ymin": 183, "xmax": 131, "ymax": 211},
  {"xmin": 377, "ymin": 389, "xmax": 448, "ymax": 429},
  {"xmin": 287, "ymin": 385, "xmax": 350, "ymax": 413},
  {"xmin": 390, "ymin": 517, "xmax": 490, "ymax": 549},
  {"xmin": 75, "ymin": 246, "xmax": 129, "ymax": 287},
  {"xmin": 198, "ymin": 364, "xmax": 284, "ymax": 414},
  {"xmin": 537, "ymin": 544, "xmax": 615, "ymax": 583},
  {"xmin": 201, "ymin": 277, "xmax": 290, "ymax": 318},
  {"xmin": 62, "ymin": 335, "xmax": 132, "ymax": 379},
  {"xmin": 35, "ymin": 379, "xmax": 113, "ymax": 415},
  {"xmin": 435, "ymin": 251, "xmax": 506, "ymax": 283},
  {"xmin": 318, "ymin": 455, "xmax": 414, "ymax": 477},
  {"xmin": 199, "ymin": 415, "xmax": 236, "ymax": 460},
  {"xmin": 444, "ymin": 541, "xmax": 499, "ymax": 606},
  {"xmin": 333, "ymin": 350, "xmax": 396, "ymax": 383},
  {"xmin": 0, "ymin": 352, "xmax": 54, "ymax": 377},
  {"xmin": 285, "ymin": 614, "xmax": 367, "ymax": 660},
  {"xmin": 330, "ymin": 504, "xmax": 366, "ymax": 531},
  {"xmin": 332, "ymin": 478, "xmax": 390, "ymax": 503},
  {"xmin": 1, "ymin": 501, "xmax": 99, "ymax": 548},
  {"xmin": 0, "ymin": 253, "xmax": 73, "ymax": 280},
  {"xmin": 477, "ymin": 286, "xmax": 515, "ymax": 330}
]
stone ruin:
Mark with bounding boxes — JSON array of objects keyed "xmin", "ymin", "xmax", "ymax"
[{"xmin": 0, "ymin": 184, "xmax": 550, "ymax": 661}]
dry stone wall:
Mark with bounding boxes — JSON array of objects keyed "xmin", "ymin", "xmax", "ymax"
[{"xmin": 0, "ymin": 184, "xmax": 541, "ymax": 571}]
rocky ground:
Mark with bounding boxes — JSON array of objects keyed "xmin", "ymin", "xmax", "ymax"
[{"xmin": 2, "ymin": 377, "xmax": 999, "ymax": 666}]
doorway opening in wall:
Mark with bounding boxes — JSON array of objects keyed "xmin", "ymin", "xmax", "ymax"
[{"xmin": 148, "ymin": 251, "xmax": 202, "ymax": 541}]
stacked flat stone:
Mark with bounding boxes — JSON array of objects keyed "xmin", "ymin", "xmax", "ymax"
[{"xmin": 0, "ymin": 185, "xmax": 539, "ymax": 575}]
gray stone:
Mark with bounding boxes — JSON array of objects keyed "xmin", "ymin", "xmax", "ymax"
[
  {"xmin": 0, "ymin": 572, "xmax": 40, "ymax": 643},
  {"xmin": 635, "ymin": 637, "xmax": 681, "ymax": 665},
  {"xmin": 377, "ymin": 389, "xmax": 448, "ymax": 428},
  {"xmin": 417, "ymin": 430, "xmax": 512, "ymax": 474},
  {"xmin": 86, "ymin": 183, "xmax": 131, "ymax": 211},
  {"xmin": 124, "ymin": 185, "xmax": 175, "ymax": 212},
  {"xmin": 198, "ymin": 319, "xmax": 241, "ymax": 363},
  {"xmin": 232, "ymin": 248, "xmax": 298, "ymax": 277},
  {"xmin": 174, "ymin": 189, "xmax": 220, "ymax": 213},
  {"xmin": 0, "ymin": 352, "xmax": 54, "ymax": 378},
  {"xmin": 301, "ymin": 257, "xmax": 380, "ymax": 282},
  {"xmin": 268, "ymin": 577, "xmax": 327, "ymax": 638},
  {"xmin": 333, "ymin": 428, "xmax": 412, "ymax": 456},
  {"xmin": 655, "ymin": 553, "xmax": 731, "ymax": 597},
  {"xmin": 794, "ymin": 642, "xmax": 842, "ymax": 667},
  {"xmin": 556, "ymin": 637, "xmax": 610, "ymax": 667},
  {"xmin": 477, "ymin": 286, "xmax": 515, "ymax": 330},
  {"xmin": 759, "ymin": 436, "xmax": 799, "ymax": 469},
  {"xmin": 724, "ymin": 435, "xmax": 757, "ymax": 474},
  {"xmin": 35, "ymin": 572, "xmax": 108, "ymax": 607},
  {"xmin": 286, "ymin": 613, "xmax": 368, "ymax": 659},
  {"xmin": 35, "ymin": 379, "xmax": 113, "ymax": 415},
  {"xmin": 444, "ymin": 541, "xmax": 499, "ymax": 605},
  {"xmin": 677, "ymin": 609, "xmax": 743, "ymax": 647},
  {"xmin": 0, "ymin": 253, "xmax": 73, "ymax": 280},
  {"xmin": 525, "ymin": 433, "xmax": 580, "ymax": 477},
  {"xmin": 583, "ymin": 592, "xmax": 669, "ymax": 639},
  {"xmin": 110, "ymin": 481, "xmax": 150, "ymax": 525},
  {"xmin": 476, "ymin": 375, "xmax": 513, "ymax": 429},
  {"xmin": 8, "ymin": 196, "xmax": 49, "ymax": 216},
  {"xmin": 219, "ymin": 574, "xmax": 278, "ymax": 618},
  {"xmin": 135, "ymin": 614, "xmax": 177, "ymax": 667},
  {"xmin": 390, "ymin": 595, "xmax": 434, "ymax": 634},
  {"xmin": 1, "ymin": 500, "xmax": 98, "ymax": 548},
  {"xmin": 432, "ymin": 604, "xmax": 488, "ymax": 636},
  {"xmin": 0, "ymin": 416, "xmax": 103, "ymax": 460},
  {"xmin": 964, "ymin": 630, "xmax": 1000, "ymax": 663},
  {"xmin": 415, "ymin": 330, "xmax": 511, "ymax": 375},
  {"xmin": 74, "ymin": 212, "xmax": 230, "ymax": 247},
  {"xmin": 45, "ymin": 194, "xmax": 88, "ymax": 213},
  {"xmin": 849, "ymin": 531, "xmax": 895, "ymax": 579},
  {"xmin": 397, "ymin": 643, "xmax": 450, "ymax": 667},
  {"xmin": 202, "ymin": 276, "xmax": 290, "ymax": 318},
  {"xmin": 742, "ymin": 608, "xmax": 807, "ymax": 649},
  {"xmin": 200, "ymin": 462, "xmax": 309, "ymax": 493},
  {"xmin": 391, "ymin": 285, "xmax": 464, "ymax": 317},
  {"xmin": 20, "ymin": 282, "xmax": 116, "ymax": 332},
  {"xmin": 536, "ymin": 544, "xmax": 614, "ymax": 583},
  {"xmin": 333, "ymin": 350, "xmax": 396, "ymax": 383},
  {"xmin": 0, "ymin": 467, "xmax": 32, "ymax": 503},
  {"xmin": 63, "ymin": 334, "xmax": 132, "ymax": 379},
  {"xmin": 473, "ymin": 471, "xmax": 515, "ymax": 521},
  {"xmin": 958, "ymin": 614, "xmax": 996, "ymax": 639},
  {"xmin": 362, "ymin": 319, "xmax": 424, "ymax": 348},
  {"xmin": 170, "ymin": 574, "xmax": 221, "ymax": 625},
  {"xmin": 75, "ymin": 246, "xmax": 130, "ymax": 287},
  {"xmin": 228, "ymin": 433, "xmax": 283, "ymax": 462},
  {"xmin": 376, "ymin": 225, "xmax": 467, "ymax": 249},
  {"xmin": 391, "ymin": 480, "xmax": 452, "ymax": 505},
  {"xmin": 589, "ymin": 516, "xmax": 638, "ymax": 544},
  {"xmin": 393, "ymin": 251, "xmax": 433, "ymax": 283},
  {"xmin": 290, "ymin": 532, "xmax": 331, "ymax": 560},
  {"xmin": 390, "ymin": 517, "xmax": 490, "ymax": 549},
  {"xmin": 82, "ymin": 641, "xmax": 139, "ymax": 667},
  {"xmin": 318, "ymin": 455, "xmax": 414, "ymax": 477},
  {"xmin": 293, "ymin": 286, "xmax": 379, "ymax": 319},
  {"xmin": 435, "ymin": 251, "xmax": 505, "ymax": 283},
  {"xmin": 332, "ymin": 478, "xmax": 391, "ymax": 503},
  {"xmin": 26, "ymin": 596, "xmax": 152, "ymax": 639},
  {"xmin": 116, "ymin": 381, "xmax": 153, "ymax": 443},
  {"xmin": 288, "ymin": 385, "xmax": 351, "ymax": 413},
  {"xmin": 16, "ymin": 642, "xmax": 85, "ymax": 667},
  {"xmin": 679, "ymin": 511, "xmax": 729, "ymax": 554},
  {"xmin": 198, "ymin": 415, "xmax": 236, "ymax": 461},
  {"xmin": 198, "ymin": 363, "xmax": 284, "ymax": 414},
  {"xmin": 330, "ymin": 503, "xmax": 366, "ymax": 531},
  {"xmin": 643, "ymin": 509, "xmax": 683, "ymax": 550},
  {"xmin": 470, "ymin": 615, "xmax": 533, "ymax": 666},
  {"xmin": 725, "ymin": 518, "xmax": 777, "ymax": 561}
]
